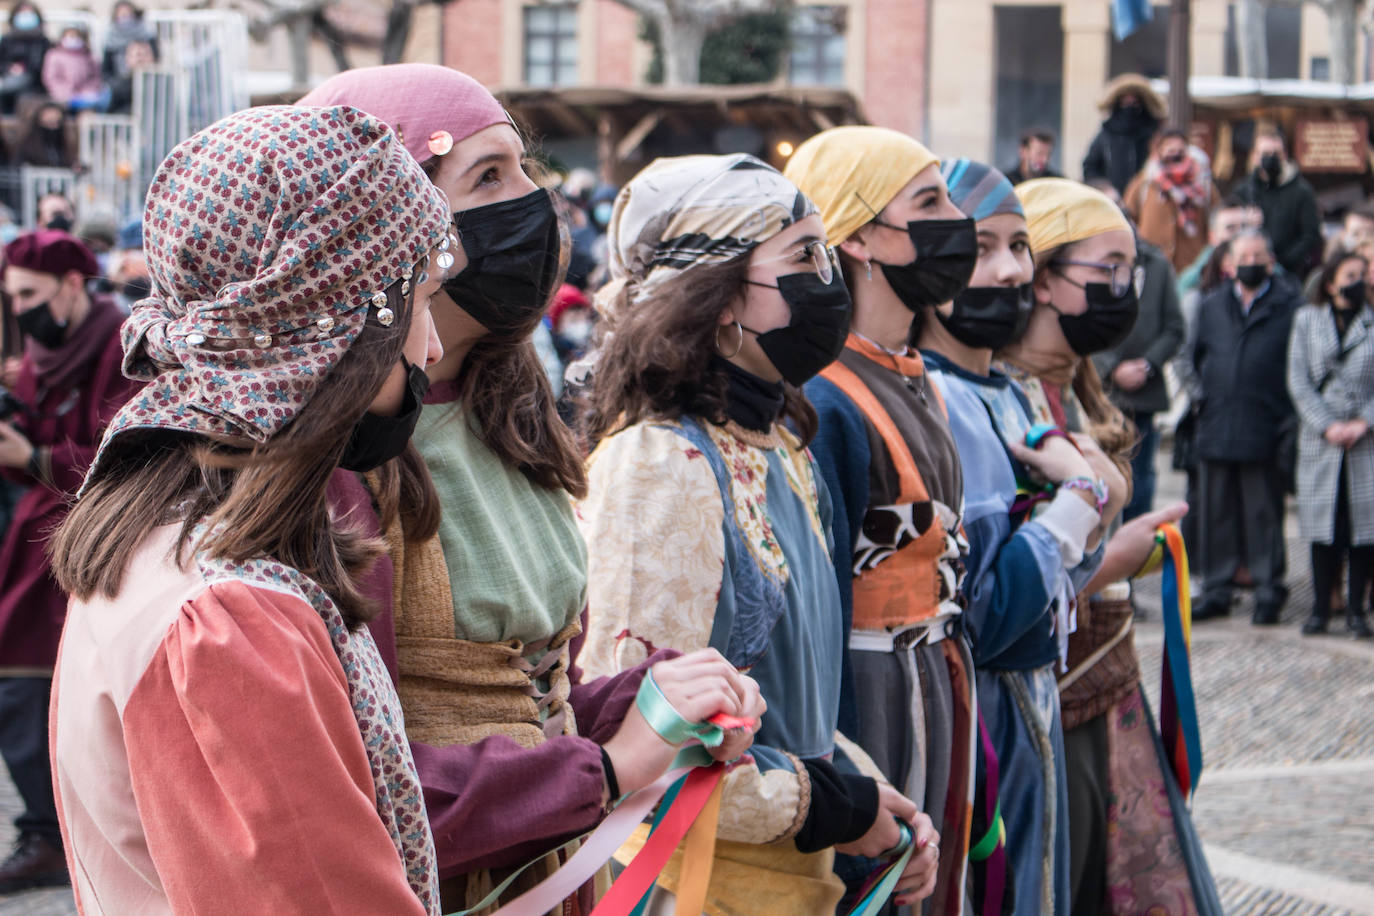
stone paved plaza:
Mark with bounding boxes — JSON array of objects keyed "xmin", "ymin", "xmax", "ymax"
[{"xmin": 3, "ymin": 461, "xmax": 1373, "ymax": 915}]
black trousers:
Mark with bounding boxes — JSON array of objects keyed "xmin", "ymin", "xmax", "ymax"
[
  {"xmin": 0, "ymin": 677, "xmax": 60, "ymax": 845},
  {"xmin": 1198, "ymin": 460, "xmax": 1288, "ymax": 606},
  {"xmin": 1310, "ymin": 458, "xmax": 1374, "ymax": 619}
]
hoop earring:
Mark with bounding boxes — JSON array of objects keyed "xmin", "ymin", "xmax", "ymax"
[
  {"xmin": 716, "ymin": 321, "xmax": 744, "ymax": 359},
  {"xmin": 865, "ymin": 259, "xmax": 873, "ymax": 281}
]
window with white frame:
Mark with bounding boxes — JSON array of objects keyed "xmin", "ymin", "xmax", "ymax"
[
  {"xmin": 523, "ymin": 4, "xmax": 579, "ymax": 87},
  {"xmin": 789, "ymin": 5, "xmax": 846, "ymax": 87}
]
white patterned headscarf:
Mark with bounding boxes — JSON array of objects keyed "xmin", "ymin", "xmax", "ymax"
[{"xmin": 597, "ymin": 153, "xmax": 817, "ymax": 317}]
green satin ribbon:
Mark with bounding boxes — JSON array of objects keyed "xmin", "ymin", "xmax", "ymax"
[
  {"xmin": 968, "ymin": 801, "xmax": 1004, "ymax": 863},
  {"xmin": 635, "ymin": 670, "xmax": 725, "ymax": 748}
]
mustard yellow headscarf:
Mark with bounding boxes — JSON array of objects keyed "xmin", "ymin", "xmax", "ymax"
[
  {"xmin": 784, "ymin": 126, "xmax": 939, "ymax": 246},
  {"xmin": 1016, "ymin": 178, "xmax": 1131, "ymax": 259}
]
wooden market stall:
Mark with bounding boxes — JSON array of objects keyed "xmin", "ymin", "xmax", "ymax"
[{"xmin": 494, "ymin": 84, "xmax": 867, "ymax": 185}]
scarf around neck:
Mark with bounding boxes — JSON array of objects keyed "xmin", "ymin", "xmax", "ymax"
[{"xmin": 27, "ymin": 293, "xmax": 122, "ymax": 395}]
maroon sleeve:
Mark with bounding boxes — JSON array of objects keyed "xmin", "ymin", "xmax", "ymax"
[{"xmin": 43, "ymin": 340, "xmax": 142, "ymax": 493}]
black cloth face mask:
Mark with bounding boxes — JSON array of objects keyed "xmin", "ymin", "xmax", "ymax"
[
  {"xmin": 16, "ymin": 301, "xmax": 67, "ymax": 349},
  {"xmin": 443, "ymin": 188, "xmax": 566, "ymax": 337},
  {"xmin": 873, "ymin": 217, "xmax": 978, "ymax": 310},
  {"xmin": 340, "ymin": 358, "xmax": 430, "ymax": 472},
  {"xmin": 713, "ymin": 355, "xmax": 785, "ymax": 432},
  {"xmin": 1235, "ymin": 264, "xmax": 1270, "ymax": 290},
  {"xmin": 1338, "ymin": 280, "xmax": 1366, "ymax": 310},
  {"xmin": 741, "ymin": 270, "xmax": 853, "ymax": 386},
  {"xmin": 937, "ymin": 283, "xmax": 1034, "ymax": 351},
  {"xmin": 1048, "ymin": 281, "xmax": 1139, "ymax": 356}
]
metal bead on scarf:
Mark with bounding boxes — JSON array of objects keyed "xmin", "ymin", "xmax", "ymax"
[
  {"xmin": 435, "ymin": 250, "xmax": 455, "ymax": 271},
  {"xmin": 253, "ymin": 333, "xmax": 272, "ymax": 349},
  {"xmin": 185, "ymin": 333, "xmax": 206, "ymax": 346},
  {"xmin": 316, "ymin": 316, "xmax": 335, "ymax": 333}
]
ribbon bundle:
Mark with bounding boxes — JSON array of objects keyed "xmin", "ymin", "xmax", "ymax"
[
  {"xmin": 1155, "ymin": 523, "xmax": 1203, "ymax": 802},
  {"xmin": 445, "ymin": 670, "xmax": 914, "ymax": 915}
]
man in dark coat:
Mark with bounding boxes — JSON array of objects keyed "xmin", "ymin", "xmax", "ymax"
[
  {"xmin": 1081, "ymin": 73, "xmax": 1165, "ymax": 196},
  {"xmin": 1236, "ymin": 128, "xmax": 1323, "ymax": 278},
  {"xmin": 1186, "ymin": 229, "xmax": 1301, "ymax": 625},
  {"xmin": 0, "ymin": 230, "xmax": 141, "ymax": 891},
  {"xmin": 1005, "ymin": 126, "xmax": 1062, "ymax": 185},
  {"xmin": 1093, "ymin": 238, "xmax": 1186, "ymax": 521}
]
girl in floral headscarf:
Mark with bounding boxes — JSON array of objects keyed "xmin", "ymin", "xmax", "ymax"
[
  {"xmin": 576, "ymin": 153, "xmax": 940, "ymax": 915},
  {"xmin": 48, "ymin": 105, "xmax": 456, "ymax": 914}
]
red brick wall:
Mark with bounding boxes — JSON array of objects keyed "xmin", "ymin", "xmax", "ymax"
[
  {"xmin": 442, "ymin": 0, "xmax": 504, "ymax": 85},
  {"xmin": 862, "ymin": 0, "xmax": 928, "ymax": 139},
  {"xmin": 594, "ymin": 0, "xmax": 640, "ymax": 85}
]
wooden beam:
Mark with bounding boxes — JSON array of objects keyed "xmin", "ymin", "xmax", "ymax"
[{"xmin": 615, "ymin": 111, "xmax": 663, "ymax": 163}]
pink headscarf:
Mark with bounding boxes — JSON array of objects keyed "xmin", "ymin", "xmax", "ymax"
[{"xmin": 298, "ymin": 64, "xmax": 511, "ymax": 168}]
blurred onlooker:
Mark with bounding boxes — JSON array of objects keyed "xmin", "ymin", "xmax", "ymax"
[
  {"xmin": 42, "ymin": 25, "xmax": 105, "ymax": 110},
  {"xmin": 75, "ymin": 213, "xmax": 116, "ymax": 274},
  {"xmin": 105, "ymin": 36, "xmax": 153, "ymax": 114},
  {"xmin": 1093, "ymin": 236, "xmax": 1186, "ymax": 521},
  {"xmin": 1124, "ymin": 128, "xmax": 1220, "ymax": 273},
  {"xmin": 17, "ymin": 101, "xmax": 75, "ymax": 168},
  {"xmin": 0, "ymin": 2, "xmax": 50, "ymax": 116},
  {"xmin": 35, "ymin": 192, "xmax": 72, "ymax": 232},
  {"xmin": 570, "ymin": 183, "xmax": 615, "ymax": 290},
  {"xmin": 101, "ymin": 1, "xmax": 156, "ymax": 81},
  {"xmin": 107, "ymin": 246, "xmax": 149, "ymax": 312},
  {"xmin": 548, "ymin": 281, "xmax": 593, "ymax": 367},
  {"xmin": 1187, "ymin": 229, "xmax": 1302, "ymax": 625},
  {"xmin": 1305, "ymin": 206, "xmax": 1374, "ymax": 304},
  {"xmin": 1004, "ymin": 126, "xmax": 1061, "ymax": 184},
  {"xmin": 1177, "ymin": 197, "xmax": 1263, "ymax": 302},
  {"xmin": 1082, "ymin": 73, "xmax": 1165, "ymax": 196},
  {"xmin": 1237, "ymin": 128, "xmax": 1322, "ymax": 278},
  {"xmin": 0, "ymin": 229, "xmax": 139, "ymax": 892},
  {"xmin": 1288, "ymin": 250, "xmax": 1374, "ymax": 638}
]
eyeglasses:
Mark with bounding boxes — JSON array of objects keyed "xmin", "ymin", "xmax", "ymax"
[
  {"xmin": 753, "ymin": 240, "xmax": 838, "ymax": 284},
  {"xmin": 1050, "ymin": 259, "xmax": 1144, "ymax": 298}
]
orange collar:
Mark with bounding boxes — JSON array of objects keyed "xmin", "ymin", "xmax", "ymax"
[{"xmin": 844, "ymin": 332, "xmax": 926, "ymax": 378}]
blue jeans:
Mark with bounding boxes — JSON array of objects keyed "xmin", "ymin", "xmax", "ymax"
[{"xmin": 1124, "ymin": 410, "xmax": 1158, "ymax": 522}]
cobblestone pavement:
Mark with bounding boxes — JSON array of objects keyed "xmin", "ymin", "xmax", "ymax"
[{"xmin": 3, "ymin": 459, "xmax": 1373, "ymax": 914}]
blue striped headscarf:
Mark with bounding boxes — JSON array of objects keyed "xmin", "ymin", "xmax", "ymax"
[{"xmin": 941, "ymin": 158, "xmax": 1023, "ymax": 222}]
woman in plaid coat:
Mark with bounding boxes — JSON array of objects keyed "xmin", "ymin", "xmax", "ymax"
[{"xmin": 1287, "ymin": 251, "xmax": 1374, "ymax": 637}]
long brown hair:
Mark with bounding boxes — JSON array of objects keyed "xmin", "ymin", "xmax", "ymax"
[
  {"xmin": 50, "ymin": 280, "xmax": 433, "ymax": 630},
  {"xmin": 576, "ymin": 255, "xmax": 818, "ymax": 447}
]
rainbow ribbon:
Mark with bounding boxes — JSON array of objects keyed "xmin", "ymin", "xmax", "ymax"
[{"xmin": 1156, "ymin": 523, "xmax": 1204, "ymax": 802}]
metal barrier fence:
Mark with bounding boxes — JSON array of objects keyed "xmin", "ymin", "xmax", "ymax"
[{"xmin": 32, "ymin": 9, "xmax": 251, "ymax": 229}]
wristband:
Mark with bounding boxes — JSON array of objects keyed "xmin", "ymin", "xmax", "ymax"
[
  {"xmin": 599, "ymin": 745, "xmax": 621, "ymax": 801},
  {"xmin": 1059, "ymin": 476, "xmax": 1108, "ymax": 513},
  {"xmin": 1024, "ymin": 422, "xmax": 1071, "ymax": 450}
]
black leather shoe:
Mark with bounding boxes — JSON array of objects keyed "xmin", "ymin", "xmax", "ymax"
[
  {"xmin": 1348, "ymin": 612, "xmax": 1373, "ymax": 639},
  {"xmin": 1193, "ymin": 596, "xmax": 1231, "ymax": 621},
  {"xmin": 1252, "ymin": 601, "xmax": 1281, "ymax": 626},
  {"xmin": 1301, "ymin": 611, "xmax": 1329, "ymax": 635},
  {"xmin": 0, "ymin": 832, "xmax": 68, "ymax": 893}
]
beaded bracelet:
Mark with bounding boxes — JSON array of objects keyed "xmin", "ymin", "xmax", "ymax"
[{"xmin": 1059, "ymin": 476, "xmax": 1108, "ymax": 513}]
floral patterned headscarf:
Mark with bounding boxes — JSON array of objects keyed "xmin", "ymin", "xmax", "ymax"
[{"xmin": 90, "ymin": 104, "xmax": 452, "ymax": 483}]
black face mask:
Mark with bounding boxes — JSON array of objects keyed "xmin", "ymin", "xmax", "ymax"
[
  {"xmin": 1235, "ymin": 264, "xmax": 1270, "ymax": 290},
  {"xmin": 874, "ymin": 217, "xmax": 978, "ymax": 311},
  {"xmin": 16, "ymin": 301, "xmax": 67, "ymax": 349},
  {"xmin": 1338, "ymin": 280, "xmax": 1366, "ymax": 310},
  {"xmin": 339, "ymin": 358, "xmax": 430, "ymax": 473},
  {"xmin": 45, "ymin": 214, "xmax": 73, "ymax": 233},
  {"xmin": 742, "ymin": 270, "xmax": 853, "ymax": 386},
  {"xmin": 937, "ymin": 283, "xmax": 1034, "ymax": 351},
  {"xmin": 1051, "ymin": 283, "xmax": 1139, "ymax": 356},
  {"xmin": 1259, "ymin": 154, "xmax": 1283, "ymax": 182},
  {"xmin": 714, "ymin": 356, "xmax": 785, "ymax": 433},
  {"xmin": 443, "ymin": 188, "xmax": 566, "ymax": 338},
  {"xmin": 121, "ymin": 277, "xmax": 152, "ymax": 302}
]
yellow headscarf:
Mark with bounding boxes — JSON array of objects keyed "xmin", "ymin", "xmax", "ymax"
[
  {"xmin": 1016, "ymin": 178, "xmax": 1131, "ymax": 258},
  {"xmin": 784, "ymin": 126, "xmax": 939, "ymax": 246}
]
